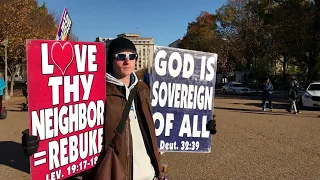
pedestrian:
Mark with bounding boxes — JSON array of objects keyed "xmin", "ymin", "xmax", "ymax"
[
  {"xmin": 286, "ymin": 79, "xmax": 293, "ymax": 112},
  {"xmin": 21, "ymin": 37, "xmax": 218, "ymax": 180},
  {"xmin": 286, "ymin": 79, "xmax": 294, "ymax": 112},
  {"xmin": 22, "ymin": 81, "xmax": 28, "ymax": 105},
  {"xmin": 288, "ymin": 80, "xmax": 300, "ymax": 114},
  {"xmin": 0, "ymin": 73, "xmax": 6, "ymax": 112},
  {"xmin": 261, "ymin": 77, "xmax": 273, "ymax": 111}
]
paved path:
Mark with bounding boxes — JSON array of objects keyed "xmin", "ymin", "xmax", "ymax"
[
  {"xmin": 1, "ymin": 94, "xmax": 320, "ymax": 179},
  {"xmin": 162, "ymin": 93, "xmax": 320, "ymax": 179},
  {"xmin": 0, "ymin": 98, "xmax": 30, "ymax": 180}
]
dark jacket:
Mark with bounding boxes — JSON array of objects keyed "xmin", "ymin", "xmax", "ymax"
[
  {"xmin": 22, "ymin": 82, "xmax": 28, "ymax": 97},
  {"xmin": 262, "ymin": 82, "xmax": 273, "ymax": 96},
  {"xmin": 86, "ymin": 80, "xmax": 162, "ymax": 179},
  {"xmin": 289, "ymin": 86, "xmax": 298, "ymax": 100}
]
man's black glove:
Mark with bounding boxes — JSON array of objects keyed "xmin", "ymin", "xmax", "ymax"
[
  {"xmin": 206, "ymin": 114, "xmax": 217, "ymax": 135},
  {"xmin": 22, "ymin": 129, "xmax": 39, "ymax": 157}
]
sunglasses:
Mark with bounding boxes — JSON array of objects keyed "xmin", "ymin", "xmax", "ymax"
[{"xmin": 114, "ymin": 53, "xmax": 138, "ymax": 61}]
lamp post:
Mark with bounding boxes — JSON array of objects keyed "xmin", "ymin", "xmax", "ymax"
[
  {"xmin": 1, "ymin": 37, "xmax": 10, "ymax": 100},
  {"xmin": 264, "ymin": 33, "xmax": 272, "ymax": 77}
]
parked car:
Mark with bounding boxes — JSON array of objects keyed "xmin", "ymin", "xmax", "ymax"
[
  {"xmin": 222, "ymin": 82, "xmax": 252, "ymax": 95},
  {"xmin": 301, "ymin": 82, "xmax": 320, "ymax": 107},
  {"xmin": 297, "ymin": 83, "xmax": 305, "ymax": 102}
]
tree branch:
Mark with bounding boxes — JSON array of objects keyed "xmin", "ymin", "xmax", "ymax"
[{"xmin": 276, "ymin": 54, "xmax": 284, "ymax": 63}]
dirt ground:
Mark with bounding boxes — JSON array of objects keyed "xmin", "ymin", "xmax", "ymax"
[{"xmin": 1, "ymin": 93, "xmax": 320, "ymax": 180}]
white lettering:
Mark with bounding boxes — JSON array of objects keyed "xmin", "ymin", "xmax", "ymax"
[
  {"xmin": 168, "ymin": 52, "xmax": 182, "ymax": 78},
  {"xmin": 165, "ymin": 113, "xmax": 174, "ymax": 136},
  {"xmin": 41, "ymin": 43, "xmax": 54, "ymax": 75},
  {"xmin": 150, "ymin": 82, "xmax": 214, "ymax": 110},
  {"xmin": 182, "ymin": 53, "xmax": 194, "ymax": 78},
  {"xmin": 154, "ymin": 50, "xmax": 167, "ymax": 76},
  {"xmin": 154, "ymin": 50, "xmax": 196, "ymax": 79},
  {"xmin": 88, "ymin": 45, "xmax": 98, "ymax": 72},
  {"xmin": 31, "ymin": 101, "xmax": 104, "ymax": 140},
  {"xmin": 48, "ymin": 128, "xmax": 103, "ymax": 170},
  {"xmin": 153, "ymin": 112, "xmax": 164, "ymax": 136},
  {"xmin": 48, "ymin": 76, "xmax": 63, "ymax": 105},
  {"xmin": 64, "ymin": 75, "xmax": 80, "ymax": 103},
  {"xmin": 74, "ymin": 44, "xmax": 87, "ymax": 73},
  {"xmin": 179, "ymin": 114, "xmax": 192, "ymax": 137}
]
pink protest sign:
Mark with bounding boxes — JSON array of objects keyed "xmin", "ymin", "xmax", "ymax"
[{"xmin": 26, "ymin": 40, "xmax": 106, "ymax": 180}]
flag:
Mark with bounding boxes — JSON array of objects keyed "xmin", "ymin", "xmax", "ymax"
[{"xmin": 56, "ymin": 8, "xmax": 72, "ymax": 41}]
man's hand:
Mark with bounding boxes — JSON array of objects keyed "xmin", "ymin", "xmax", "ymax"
[
  {"xmin": 206, "ymin": 115, "xmax": 217, "ymax": 135},
  {"xmin": 22, "ymin": 129, "xmax": 39, "ymax": 157}
]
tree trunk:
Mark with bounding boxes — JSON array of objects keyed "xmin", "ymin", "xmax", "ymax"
[
  {"xmin": 245, "ymin": 60, "xmax": 250, "ymax": 85},
  {"xmin": 307, "ymin": 47, "xmax": 318, "ymax": 83},
  {"xmin": 307, "ymin": 2, "xmax": 320, "ymax": 83},
  {"xmin": 10, "ymin": 67, "xmax": 19, "ymax": 96},
  {"xmin": 282, "ymin": 55, "xmax": 288, "ymax": 82},
  {"xmin": 10, "ymin": 74, "xmax": 15, "ymax": 96}
]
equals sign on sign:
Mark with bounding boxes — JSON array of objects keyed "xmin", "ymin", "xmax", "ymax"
[{"xmin": 33, "ymin": 151, "xmax": 47, "ymax": 166}]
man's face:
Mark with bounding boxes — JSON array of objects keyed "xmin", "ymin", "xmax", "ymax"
[
  {"xmin": 112, "ymin": 50, "xmax": 137, "ymax": 78},
  {"xmin": 266, "ymin": 79, "xmax": 269, "ymax": 83}
]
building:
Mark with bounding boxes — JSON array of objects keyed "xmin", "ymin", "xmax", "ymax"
[
  {"xmin": 95, "ymin": 37, "xmax": 114, "ymax": 45},
  {"xmin": 96, "ymin": 33, "xmax": 154, "ymax": 71},
  {"xmin": 168, "ymin": 38, "xmax": 183, "ymax": 48}
]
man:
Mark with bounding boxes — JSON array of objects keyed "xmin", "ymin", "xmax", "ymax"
[
  {"xmin": 99, "ymin": 37, "xmax": 163, "ymax": 179},
  {"xmin": 288, "ymin": 80, "xmax": 300, "ymax": 114},
  {"xmin": 21, "ymin": 37, "xmax": 217, "ymax": 179},
  {"xmin": 262, "ymin": 77, "xmax": 273, "ymax": 111},
  {"xmin": 0, "ymin": 73, "xmax": 6, "ymax": 112},
  {"xmin": 22, "ymin": 81, "xmax": 28, "ymax": 109}
]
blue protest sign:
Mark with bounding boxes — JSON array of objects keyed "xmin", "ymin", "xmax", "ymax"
[{"xmin": 150, "ymin": 46, "xmax": 217, "ymax": 153}]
